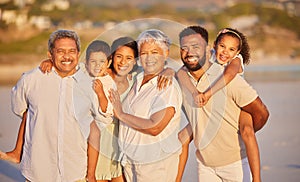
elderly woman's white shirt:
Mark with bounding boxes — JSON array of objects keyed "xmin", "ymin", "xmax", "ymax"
[{"xmin": 118, "ymin": 72, "xmax": 182, "ymax": 164}]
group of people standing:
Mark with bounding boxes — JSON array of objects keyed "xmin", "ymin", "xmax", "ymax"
[{"xmin": 0, "ymin": 24, "xmax": 269, "ymax": 182}]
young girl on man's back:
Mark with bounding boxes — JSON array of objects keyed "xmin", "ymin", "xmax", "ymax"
[{"xmin": 177, "ymin": 28, "xmax": 262, "ymax": 182}]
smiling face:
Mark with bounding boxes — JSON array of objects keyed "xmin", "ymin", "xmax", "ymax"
[
  {"xmin": 180, "ymin": 34, "xmax": 207, "ymax": 71},
  {"xmin": 113, "ymin": 46, "xmax": 136, "ymax": 77},
  {"xmin": 48, "ymin": 38, "xmax": 79, "ymax": 77},
  {"xmin": 139, "ymin": 40, "xmax": 167, "ymax": 75},
  {"xmin": 86, "ymin": 51, "xmax": 109, "ymax": 77},
  {"xmin": 214, "ymin": 34, "xmax": 240, "ymax": 65}
]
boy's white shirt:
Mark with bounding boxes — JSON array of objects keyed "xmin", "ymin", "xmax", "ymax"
[
  {"xmin": 79, "ymin": 62, "xmax": 117, "ymax": 129},
  {"xmin": 94, "ymin": 74, "xmax": 116, "ymax": 118}
]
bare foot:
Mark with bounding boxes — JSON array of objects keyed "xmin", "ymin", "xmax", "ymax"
[{"xmin": 0, "ymin": 150, "xmax": 20, "ymax": 164}]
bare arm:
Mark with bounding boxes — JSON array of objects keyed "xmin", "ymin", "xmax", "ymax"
[
  {"xmin": 120, "ymin": 107, "xmax": 175, "ymax": 136},
  {"xmin": 204, "ymin": 57, "xmax": 241, "ymax": 101},
  {"xmin": 176, "ymin": 138, "xmax": 189, "ymax": 182},
  {"xmin": 86, "ymin": 121, "xmax": 100, "ymax": 182},
  {"xmin": 176, "ymin": 66, "xmax": 199, "ymax": 96},
  {"xmin": 239, "ymin": 111, "xmax": 261, "ymax": 182},
  {"xmin": 241, "ymin": 96, "xmax": 269, "ymax": 132},
  {"xmin": 178, "ymin": 123, "xmax": 193, "ymax": 145},
  {"xmin": 108, "ymin": 89, "xmax": 175, "ymax": 136},
  {"xmin": 176, "ymin": 123, "xmax": 193, "ymax": 182},
  {"xmin": 176, "ymin": 67, "xmax": 207, "ymax": 107},
  {"xmin": 14, "ymin": 111, "xmax": 27, "ymax": 158},
  {"xmin": 93, "ymin": 79, "xmax": 108, "ymax": 113},
  {"xmin": 0, "ymin": 110, "xmax": 27, "ymax": 163}
]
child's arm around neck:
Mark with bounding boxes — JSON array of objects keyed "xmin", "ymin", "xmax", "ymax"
[{"xmin": 204, "ymin": 56, "xmax": 242, "ymax": 100}]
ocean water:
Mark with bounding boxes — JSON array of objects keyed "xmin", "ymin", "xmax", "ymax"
[
  {"xmin": 245, "ymin": 64, "xmax": 300, "ymax": 82},
  {"xmin": 0, "ymin": 69, "xmax": 300, "ymax": 181}
]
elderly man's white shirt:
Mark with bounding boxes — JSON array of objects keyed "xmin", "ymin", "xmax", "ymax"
[{"xmin": 11, "ymin": 67, "xmax": 103, "ymax": 182}]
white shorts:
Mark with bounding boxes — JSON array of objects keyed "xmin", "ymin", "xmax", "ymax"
[
  {"xmin": 124, "ymin": 152, "xmax": 179, "ymax": 182},
  {"xmin": 197, "ymin": 157, "xmax": 251, "ymax": 182}
]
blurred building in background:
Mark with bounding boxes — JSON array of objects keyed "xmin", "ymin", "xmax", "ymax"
[{"xmin": 0, "ymin": 0, "xmax": 69, "ymax": 30}]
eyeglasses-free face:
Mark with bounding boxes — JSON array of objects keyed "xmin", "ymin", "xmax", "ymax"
[
  {"xmin": 86, "ymin": 51, "xmax": 110, "ymax": 77},
  {"xmin": 113, "ymin": 46, "xmax": 136, "ymax": 77},
  {"xmin": 139, "ymin": 40, "xmax": 168, "ymax": 75},
  {"xmin": 49, "ymin": 38, "xmax": 80, "ymax": 77}
]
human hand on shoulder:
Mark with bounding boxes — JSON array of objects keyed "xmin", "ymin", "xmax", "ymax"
[
  {"xmin": 39, "ymin": 58, "xmax": 53, "ymax": 74},
  {"xmin": 157, "ymin": 67, "xmax": 175, "ymax": 90}
]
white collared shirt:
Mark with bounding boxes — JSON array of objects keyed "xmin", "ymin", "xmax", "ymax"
[
  {"xmin": 118, "ymin": 72, "xmax": 182, "ymax": 164},
  {"xmin": 12, "ymin": 67, "xmax": 102, "ymax": 181},
  {"xmin": 94, "ymin": 74, "xmax": 117, "ymax": 127}
]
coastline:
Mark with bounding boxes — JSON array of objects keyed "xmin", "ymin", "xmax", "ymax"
[{"xmin": 0, "ymin": 63, "xmax": 39, "ymax": 86}]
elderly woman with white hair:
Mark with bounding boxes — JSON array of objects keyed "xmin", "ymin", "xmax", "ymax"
[{"xmin": 109, "ymin": 29, "xmax": 183, "ymax": 182}]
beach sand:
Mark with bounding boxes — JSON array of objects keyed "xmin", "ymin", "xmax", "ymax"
[
  {"xmin": 0, "ymin": 79, "xmax": 300, "ymax": 181},
  {"xmin": 181, "ymin": 80, "xmax": 300, "ymax": 182}
]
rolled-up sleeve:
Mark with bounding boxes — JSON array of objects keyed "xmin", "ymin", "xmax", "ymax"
[
  {"xmin": 11, "ymin": 73, "xmax": 28, "ymax": 118},
  {"xmin": 229, "ymin": 75, "xmax": 258, "ymax": 107},
  {"xmin": 95, "ymin": 75, "xmax": 116, "ymax": 124}
]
